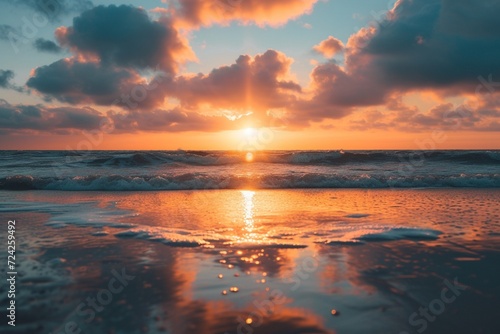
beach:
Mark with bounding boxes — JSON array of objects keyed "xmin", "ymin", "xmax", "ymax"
[
  {"xmin": 1, "ymin": 0, "xmax": 499, "ymax": 332},
  {"xmin": 1, "ymin": 0, "xmax": 499, "ymax": 331},
  {"xmin": 1, "ymin": 188, "xmax": 499, "ymax": 334}
]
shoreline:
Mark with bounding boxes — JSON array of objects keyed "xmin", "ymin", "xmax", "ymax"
[{"xmin": 1, "ymin": 189, "xmax": 499, "ymax": 333}]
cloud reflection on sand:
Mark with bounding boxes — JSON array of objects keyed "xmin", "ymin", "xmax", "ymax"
[{"xmin": 1, "ymin": 189, "xmax": 499, "ymax": 333}]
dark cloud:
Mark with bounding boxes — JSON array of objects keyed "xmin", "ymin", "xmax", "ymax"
[
  {"xmin": 0, "ymin": 69, "xmax": 24, "ymax": 92},
  {"xmin": 1, "ymin": 0, "xmax": 94, "ymax": 21},
  {"xmin": 0, "ymin": 24, "xmax": 32, "ymax": 55},
  {"xmin": 0, "ymin": 100, "xmax": 106, "ymax": 132},
  {"xmin": 0, "ymin": 70, "xmax": 14, "ymax": 88},
  {"xmin": 110, "ymin": 109, "xmax": 237, "ymax": 133},
  {"xmin": 0, "ymin": 98, "xmax": 238, "ymax": 134},
  {"xmin": 21, "ymin": 0, "xmax": 500, "ymax": 133},
  {"xmin": 0, "ymin": 24, "xmax": 16, "ymax": 41},
  {"xmin": 361, "ymin": 0, "xmax": 500, "ymax": 89},
  {"xmin": 26, "ymin": 5, "xmax": 193, "ymax": 107},
  {"xmin": 307, "ymin": 0, "xmax": 500, "ymax": 121},
  {"xmin": 437, "ymin": 0, "xmax": 500, "ymax": 38},
  {"xmin": 24, "ymin": 4, "xmax": 303, "ymax": 125},
  {"xmin": 26, "ymin": 59, "xmax": 141, "ymax": 105},
  {"xmin": 33, "ymin": 38, "xmax": 62, "ymax": 53},
  {"xmin": 26, "ymin": 49, "xmax": 302, "ymax": 119},
  {"xmin": 55, "ymin": 5, "xmax": 194, "ymax": 72}
]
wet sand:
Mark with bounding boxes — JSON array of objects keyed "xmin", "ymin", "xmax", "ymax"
[{"xmin": 1, "ymin": 189, "xmax": 499, "ymax": 334}]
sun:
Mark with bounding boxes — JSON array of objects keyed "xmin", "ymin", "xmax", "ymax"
[{"xmin": 244, "ymin": 127, "xmax": 256, "ymax": 137}]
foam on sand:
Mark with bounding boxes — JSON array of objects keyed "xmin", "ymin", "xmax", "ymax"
[
  {"xmin": 313, "ymin": 224, "xmax": 442, "ymax": 245},
  {"xmin": 0, "ymin": 198, "xmax": 443, "ymax": 249},
  {"xmin": 114, "ymin": 228, "xmax": 209, "ymax": 247}
]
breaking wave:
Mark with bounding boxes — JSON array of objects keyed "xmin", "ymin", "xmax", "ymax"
[
  {"xmin": 1, "ymin": 172, "xmax": 498, "ymax": 191},
  {"xmin": 2, "ymin": 150, "xmax": 499, "ymax": 167}
]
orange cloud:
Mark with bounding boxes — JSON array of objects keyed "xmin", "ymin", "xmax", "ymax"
[
  {"xmin": 169, "ymin": 50, "xmax": 302, "ymax": 117},
  {"xmin": 22, "ymin": 0, "xmax": 500, "ymax": 137},
  {"xmin": 313, "ymin": 36, "xmax": 345, "ymax": 58},
  {"xmin": 171, "ymin": 0, "xmax": 319, "ymax": 28}
]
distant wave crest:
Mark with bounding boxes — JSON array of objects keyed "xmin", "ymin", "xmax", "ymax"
[
  {"xmin": 2, "ymin": 150, "xmax": 499, "ymax": 168},
  {"xmin": 1, "ymin": 173, "xmax": 499, "ymax": 191}
]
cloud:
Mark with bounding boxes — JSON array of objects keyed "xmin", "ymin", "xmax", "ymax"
[
  {"xmin": 0, "ymin": 24, "xmax": 16, "ymax": 41},
  {"xmin": 55, "ymin": 5, "xmax": 195, "ymax": 72},
  {"xmin": 0, "ymin": 98, "xmax": 240, "ymax": 135},
  {"xmin": 169, "ymin": 50, "xmax": 302, "ymax": 118},
  {"xmin": 27, "ymin": 47, "xmax": 304, "ymax": 120},
  {"xmin": 359, "ymin": 0, "xmax": 500, "ymax": 90},
  {"xmin": 0, "ymin": 70, "xmax": 14, "ymax": 88},
  {"xmin": 436, "ymin": 0, "xmax": 500, "ymax": 38},
  {"xmin": 26, "ymin": 59, "xmax": 142, "ymax": 105},
  {"xmin": 348, "ymin": 95, "xmax": 500, "ymax": 132},
  {"xmin": 23, "ymin": 4, "xmax": 312, "ymax": 129},
  {"xmin": 1, "ymin": 0, "xmax": 94, "ymax": 21},
  {"xmin": 390, "ymin": 103, "xmax": 481, "ymax": 130},
  {"xmin": 170, "ymin": 0, "xmax": 319, "ymax": 28},
  {"xmin": 23, "ymin": 0, "xmax": 500, "ymax": 134},
  {"xmin": 26, "ymin": 57, "xmax": 179, "ymax": 110},
  {"xmin": 33, "ymin": 38, "xmax": 62, "ymax": 53},
  {"xmin": 22, "ymin": 48, "xmax": 308, "ymax": 133},
  {"xmin": 0, "ymin": 99, "xmax": 106, "ymax": 132},
  {"xmin": 308, "ymin": 59, "xmax": 389, "ymax": 107},
  {"xmin": 110, "ymin": 108, "xmax": 237, "ymax": 133},
  {"xmin": 27, "ymin": 5, "xmax": 196, "ymax": 108},
  {"xmin": 313, "ymin": 36, "xmax": 344, "ymax": 58},
  {"xmin": 0, "ymin": 69, "xmax": 24, "ymax": 92},
  {"xmin": 302, "ymin": 0, "xmax": 500, "ymax": 125}
]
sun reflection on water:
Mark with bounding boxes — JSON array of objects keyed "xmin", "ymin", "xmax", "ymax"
[
  {"xmin": 239, "ymin": 190, "xmax": 260, "ymax": 244},
  {"xmin": 245, "ymin": 152, "xmax": 254, "ymax": 162},
  {"xmin": 242, "ymin": 190, "xmax": 255, "ymax": 231}
]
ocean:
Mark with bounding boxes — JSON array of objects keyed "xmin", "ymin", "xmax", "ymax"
[
  {"xmin": 0, "ymin": 150, "xmax": 499, "ymax": 334},
  {"xmin": 1, "ymin": 150, "xmax": 499, "ymax": 190}
]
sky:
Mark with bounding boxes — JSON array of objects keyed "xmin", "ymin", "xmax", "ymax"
[{"xmin": 0, "ymin": 0, "xmax": 499, "ymax": 150}]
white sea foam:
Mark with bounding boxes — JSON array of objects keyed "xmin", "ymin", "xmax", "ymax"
[
  {"xmin": 1, "ymin": 173, "xmax": 498, "ymax": 190},
  {"xmin": 1, "ymin": 150, "xmax": 499, "ymax": 190},
  {"xmin": 310, "ymin": 224, "xmax": 442, "ymax": 245},
  {"xmin": 0, "ymin": 199, "xmax": 443, "ymax": 248}
]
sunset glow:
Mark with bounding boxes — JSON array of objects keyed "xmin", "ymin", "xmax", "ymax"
[
  {"xmin": 1, "ymin": 2, "xmax": 499, "ymax": 334},
  {"xmin": 0, "ymin": 0, "xmax": 498, "ymax": 149},
  {"xmin": 244, "ymin": 127, "xmax": 256, "ymax": 138}
]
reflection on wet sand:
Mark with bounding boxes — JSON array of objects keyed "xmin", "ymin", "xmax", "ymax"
[{"xmin": 1, "ymin": 189, "xmax": 499, "ymax": 334}]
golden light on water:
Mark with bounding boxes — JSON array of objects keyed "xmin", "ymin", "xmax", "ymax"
[
  {"xmin": 242, "ymin": 190, "xmax": 255, "ymax": 230},
  {"xmin": 242, "ymin": 127, "xmax": 256, "ymax": 162},
  {"xmin": 245, "ymin": 152, "xmax": 254, "ymax": 162},
  {"xmin": 237, "ymin": 190, "xmax": 260, "ymax": 244}
]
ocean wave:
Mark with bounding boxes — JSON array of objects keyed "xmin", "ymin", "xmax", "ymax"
[
  {"xmin": 2, "ymin": 150, "xmax": 499, "ymax": 168},
  {"xmin": 1, "ymin": 172, "xmax": 499, "ymax": 191}
]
